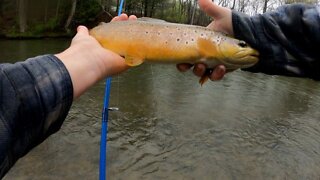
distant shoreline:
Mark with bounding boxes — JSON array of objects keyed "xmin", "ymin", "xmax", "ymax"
[{"xmin": 0, "ymin": 32, "xmax": 74, "ymax": 40}]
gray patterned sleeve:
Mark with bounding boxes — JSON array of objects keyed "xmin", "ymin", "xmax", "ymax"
[
  {"xmin": 232, "ymin": 4, "xmax": 320, "ymax": 80},
  {"xmin": 0, "ymin": 54, "xmax": 73, "ymax": 178}
]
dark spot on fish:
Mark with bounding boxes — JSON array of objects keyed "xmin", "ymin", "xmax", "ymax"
[
  {"xmin": 177, "ymin": 38, "xmax": 180, "ymax": 42},
  {"xmin": 201, "ymin": 33, "xmax": 204, "ymax": 36},
  {"xmin": 158, "ymin": 32, "xmax": 161, "ymax": 35},
  {"xmin": 186, "ymin": 41, "xmax": 189, "ymax": 44},
  {"xmin": 191, "ymin": 38, "xmax": 194, "ymax": 41},
  {"xmin": 146, "ymin": 31, "xmax": 149, "ymax": 34},
  {"xmin": 165, "ymin": 41, "xmax": 168, "ymax": 44},
  {"xmin": 195, "ymin": 30, "xmax": 198, "ymax": 33}
]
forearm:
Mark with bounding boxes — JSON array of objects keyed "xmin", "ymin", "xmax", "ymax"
[
  {"xmin": 55, "ymin": 47, "xmax": 127, "ymax": 99},
  {"xmin": 0, "ymin": 55, "xmax": 73, "ymax": 178},
  {"xmin": 232, "ymin": 4, "xmax": 320, "ymax": 80}
]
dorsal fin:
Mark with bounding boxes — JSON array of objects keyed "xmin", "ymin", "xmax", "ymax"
[{"xmin": 137, "ymin": 17, "xmax": 167, "ymax": 23}]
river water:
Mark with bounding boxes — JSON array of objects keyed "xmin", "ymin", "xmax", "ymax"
[{"xmin": 1, "ymin": 39, "xmax": 320, "ymax": 180}]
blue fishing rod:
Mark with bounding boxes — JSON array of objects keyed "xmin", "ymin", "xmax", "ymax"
[{"xmin": 99, "ymin": 0, "xmax": 125, "ymax": 180}]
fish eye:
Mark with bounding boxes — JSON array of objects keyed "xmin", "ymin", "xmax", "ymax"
[{"xmin": 238, "ymin": 41, "xmax": 248, "ymax": 48}]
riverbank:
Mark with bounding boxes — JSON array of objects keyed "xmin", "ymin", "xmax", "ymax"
[{"xmin": 0, "ymin": 31, "xmax": 74, "ymax": 39}]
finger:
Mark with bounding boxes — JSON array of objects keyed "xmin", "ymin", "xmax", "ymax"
[
  {"xmin": 209, "ymin": 65, "xmax": 226, "ymax": 81},
  {"xmin": 198, "ymin": 0, "xmax": 227, "ymax": 19},
  {"xmin": 111, "ymin": 16, "xmax": 119, "ymax": 22},
  {"xmin": 193, "ymin": 63, "xmax": 207, "ymax": 77},
  {"xmin": 76, "ymin": 26, "xmax": 89, "ymax": 36},
  {"xmin": 206, "ymin": 21, "xmax": 223, "ymax": 33},
  {"xmin": 176, "ymin": 63, "xmax": 193, "ymax": 72},
  {"xmin": 104, "ymin": 52, "xmax": 130, "ymax": 76},
  {"xmin": 118, "ymin": 13, "xmax": 129, "ymax": 21},
  {"xmin": 206, "ymin": 21, "xmax": 217, "ymax": 30},
  {"xmin": 129, "ymin": 15, "xmax": 138, "ymax": 20}
]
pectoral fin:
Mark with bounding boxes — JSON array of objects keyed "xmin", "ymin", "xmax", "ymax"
[
  {"xmin": 197, "ymin": 38, "xmax": 219, "ymax": 58},
  {"xmin": 125, "ymin": 55, "xmax": 144, "ymax": 66},
  {"xmin": 198, "ymin": 69, "xmax": 212, "ymax": 86},
  {"xmin": 199, "ymin": 75, "xmax": 209, "ymax": 86}
]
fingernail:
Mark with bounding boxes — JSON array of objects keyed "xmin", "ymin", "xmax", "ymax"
[
  {"xmin": 77, "ymin": 26, "xmax": 82, "ymax": 32},
  {"xmin": 77, "ymin": 25, "xmax": 87, "ymax": 33},
  {"xmin": 217, "ymin": 67, "xmax": 224, "ymax": 74}
]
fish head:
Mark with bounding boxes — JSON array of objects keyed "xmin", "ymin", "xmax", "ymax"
[{"xmin": 218, "ymin": 37, "xmax": 259, "ymax": 69}]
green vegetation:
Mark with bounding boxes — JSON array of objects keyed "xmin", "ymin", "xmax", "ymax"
[
  {"xmin": 74, "ymin": 0, "xmax": 102, "ymax": 25},
  {"xmin": 0, "ymin": 0, "xmax": 318, "ymax": 38}
]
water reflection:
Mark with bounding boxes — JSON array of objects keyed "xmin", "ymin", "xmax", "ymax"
[
  {"xmin": 0, "ymin": 39, "xmax": 70, "ymax": 62},
  {"xmin": 1, "ymin": 39, "xmax": 320, "ymax": 180}
]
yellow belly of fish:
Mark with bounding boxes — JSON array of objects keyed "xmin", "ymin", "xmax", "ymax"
[{"xmin": 100, "ymin": 38, "xmax": 201, "ymax": 66}]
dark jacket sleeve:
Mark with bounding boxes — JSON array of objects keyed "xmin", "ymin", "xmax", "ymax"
[
  {"xmin": 0, "ymin": 55, "xmax": 73, "ymax": 178},
  {"xmin": 232, "ymin": 4, "xmax": 320, "ymax": 80}
]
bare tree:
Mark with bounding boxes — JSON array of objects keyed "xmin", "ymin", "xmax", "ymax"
[
  {"xmin": 44, "ymin": 0, "xmax": 48, "ymax": 23},
  {"xmin": 55, "ymin": 0, "xmax": 61, "ymax": 19},
  {"xmin": 263, "ymin": 0, "xmax": 269, "ymax": 13},
  {"xmin": 190, "ymin": 0, "xmax": 197, "ymax": 24},
  {"xmin": 231, "ymin": 0, "xmax": 236, "ymax": 9},
  {"xmin": 65, "ymin": 0, "xmax": 77, "ymax": 31},
  {"xmin": 284, "ymin": 0, "xmax": 319, "ymax": 4},
  {"xmin": 18, "ymin": 0, "xmax": 27, "ymax": 33},
  {"xmin": 143, "ymin": 0, "xmax": 148, "ymax": 16}
]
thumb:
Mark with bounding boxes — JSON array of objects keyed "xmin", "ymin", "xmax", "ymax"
[
  {"xmin": 76, "ymin": 25, "xmax": 89, "ymax": 36},
  {"xmin": 198, "ymin": 0, "xmax": 229, "ymax": 19}
]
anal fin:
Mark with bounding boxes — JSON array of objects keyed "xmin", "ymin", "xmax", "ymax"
[
  {"xmin": 125, "ymin": 46, "xmax": 145, "ymax": 66},
  {"xmin": 125, "ymin": 55, "xmax": 144, "ymax": 66}
]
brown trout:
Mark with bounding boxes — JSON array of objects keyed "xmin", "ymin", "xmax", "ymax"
[{"xmin": 90, "ymin": 18, "xmax": 259, "ymax": 84}]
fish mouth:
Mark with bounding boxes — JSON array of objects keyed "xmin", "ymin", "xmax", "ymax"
[
  {"xmin": 250, "ymin": 50, "xmax": 260, "ymax": 58},
  {"xmin": 218, "ymin": 41, "xmax": 259, "ymax": 58},
  {"xmin": 248, "ymin": 51, "xmax": 260, "ymax": 64},
  {"xmin": 239, "ymin": 48, "xmax": 259, "ymax": 57},
  {"xmin": 248, "ymin": 53, "xmax": 259, "ymax": 62},
  {"xmin": 217, "ymin": 44, "xmax": 259, "ymax": 67},
  {"xmin": 230, "ymin": 49, "xmax": 259, "ymax": 65}
]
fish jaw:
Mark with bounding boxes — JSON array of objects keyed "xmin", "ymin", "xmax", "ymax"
[{"xmin": 215, "ymin": 41, "xmax": 259, "ymax": 69}]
